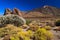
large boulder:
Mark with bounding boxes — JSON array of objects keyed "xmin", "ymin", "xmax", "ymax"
[
  {"xmin": 0, "ymin": 14, "xmax": 26, "ymax": 27},
  {"xmin": 4, "ymin": 8, "xmax": 12, "ymax": 15}
]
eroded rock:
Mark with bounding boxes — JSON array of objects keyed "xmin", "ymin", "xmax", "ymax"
[
  {"xmin": 4, "ymin": 8, "xmax": 12, "ymax": 15},
  {"xmin": 12, "ymin": 8, "xmax": 22, "ymax": 16}
]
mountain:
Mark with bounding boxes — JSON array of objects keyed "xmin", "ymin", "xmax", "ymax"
[
  {"xmin": 4, "ymin": 5, "xmax": 60, "ymax": 18},
  {"xmin": 24, "ymin": 5, "xmax": 60, "ymax": 18}
]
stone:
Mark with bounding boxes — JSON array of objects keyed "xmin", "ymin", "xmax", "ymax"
[
  {"xmin": 4, "ymin": 8, "xmax": 12, "ymax": 15},
  {"xmin": 12, "ymin": 8, "xmax": 22, "ymax": 16}
]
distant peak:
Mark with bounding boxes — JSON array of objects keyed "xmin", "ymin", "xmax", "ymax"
[{"xmin": 43, "ymin": 5, "xmax": 51, "ymax": 8}]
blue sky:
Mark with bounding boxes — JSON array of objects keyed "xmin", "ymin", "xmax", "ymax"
[{"xmin": 0, "ymin": 0, "xmax": 60, "ymax": 15}]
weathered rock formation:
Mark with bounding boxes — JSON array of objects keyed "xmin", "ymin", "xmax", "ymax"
[
  {"xmin": 12, "ymin": 8, "xmax": 22, "ymax": 16},
  {"xmin": 4, "ymin": 8, "xmax": 22, "ymax": 17},
  {"xmin": 4, "ymin": 8, "xmax": 12, "ymax": 15}
]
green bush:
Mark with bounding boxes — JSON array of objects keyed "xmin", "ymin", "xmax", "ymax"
[
  {"xmin": 26, "ymin": 19, "xmax": 31, "ymax": 25},
  {"xmin": 0, "ymin": 14, "xmax": 26, "ymax": 27},
  {"xmin": 55, "ymin": 20, "xmax": 60, "ymax": 26}
]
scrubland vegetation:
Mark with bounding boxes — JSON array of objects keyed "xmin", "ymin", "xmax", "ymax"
[
  {"xmin": 0, "ymin": 19, "xmax": 54, "ymax": 40},
  {"xmin": 1, "ymin": 14, "xmax": 60, "ymax": 40},
  {"xmin": 0, "ymin": 24, "xmax": 53, "ymax": 40}
]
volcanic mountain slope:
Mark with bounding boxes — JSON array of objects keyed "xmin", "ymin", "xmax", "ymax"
[
  {"xmin": 4, "ymin": 5, "xmax": 60, "ymax": 18},
  {"xmin": 25, "ymin": 5, "xmax": 60, "ymax": 17}
]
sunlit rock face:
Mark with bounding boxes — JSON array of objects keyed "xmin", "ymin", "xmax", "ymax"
[
  {"xmin": 4, "ymin": 8, "xmax": 12, "ymax": 15},
  {"xmin": 0, "ymin": 14, "xmax": 26, "ymax": 27},
  {"xmin": 4, "ymin": 8, "xmax": 22, "ymax": 17},
  {"xmin": 12, "ymin": 8, "xmax": 22, "ymax": 17}
]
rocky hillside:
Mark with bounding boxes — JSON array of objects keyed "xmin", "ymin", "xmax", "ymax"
[
  {"xmin": 26, "ymin": 5, "xmax": 60, "ymax": 17},
  {"xmin": 4, "ymin": 5, "xmax": 60, "ymax": 18}
]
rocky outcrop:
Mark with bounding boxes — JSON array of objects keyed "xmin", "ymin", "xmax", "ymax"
[
  {"xmin": 4, "ymin": 8, "xmax": 22, "ymax": 17},
  {"xmin": 4, "ymin": 8, "xmax": 12, "ymax": 15},
  {"xmin": 12, "ymin": 8, "xmax": 22, "ymax": 17}
]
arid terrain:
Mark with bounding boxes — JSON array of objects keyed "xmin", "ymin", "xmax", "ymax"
[{"xmin": 0, "ymin": 5, "xmax": 60, "ymax": 40}]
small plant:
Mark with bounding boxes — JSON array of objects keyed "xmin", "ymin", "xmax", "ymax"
[
  {"xmin": 34, "ymin": 28, "xmax": 53, "ymax": 40},
  {"xmin": 17, "ymin": 30, "xmax": 33, "ymax": 40},
  {"xmin": 55, "ymin": 20, "xmax": 60, "ymax": 26},
  {"xmin": 28, "ymin": 21, "xmax": 40, "ymax": 31},
  {"xmin": 10, "ymin": 36, "xmax": 19, "ymax": 40},
  {"xmin": 28, "ymin": 25, "xmax": 39, "ymax": 31},
  {"xmin": 26, "ymin": 19, "xmax": 31, "ymax": 25},
  {"xmin": 44, "ymin": 26, "xmax": 52, "ymax": 30}
]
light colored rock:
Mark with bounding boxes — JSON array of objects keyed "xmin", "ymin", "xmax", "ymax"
[
  {"xmin": 4, "ymin": 8, "xmax": 12, "ymax": 15},
  {"xmin": 12, "ymin": 8, "xmax": 22, "ymax": 17}
]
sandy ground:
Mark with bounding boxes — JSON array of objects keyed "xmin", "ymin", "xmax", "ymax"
[{"xmin": 50, "ymin": 28, "xmax": 60, "ymax": 40}]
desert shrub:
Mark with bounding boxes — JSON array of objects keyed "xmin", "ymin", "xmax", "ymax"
[
  {"xmin": 34, "ymin": 28, "xmax": 53, "ymax": 40},
  {"xmin": 44, "ymin": 26, "xmax": 52, "ymax": 30},
  {"xmin": 0, "ymin": 24, "xmax": 34, "ymax": 40},
  {"xmin": 28, "ymin": 21, "xmax": 40, "ymax": 31},
  {"xmin": 0, "ymin": 24, "xmax": 23, "ymax": 37},
  {"xmin": 55, "ymin": 20, "xmax": 60, "ymax": 26},
  {"xmin": 10, "ymin": 36, "xmax": 19, "ymax": 40},
  {"xmin": 28, "ymin": 25, "xmax": 39, "ymax": 31},
  {"xmin": 17, "ymin": 30, "xmax": 33, "ymax": 40},
  {"xmin": 0, "ymin": 14, "xmax": 26, "ymax": 27},
  {"xmin": 21, "ymin": 24, "xmax": 29, "ymax": 29},
  {"xmin": 29, "ymin": 21, "xmax": 39, "ymax": 26},
  {"xmin": 26, "ymin": 30, "xmax": 33, "ymax": 38},
  {"xmin": 18, "ymin": 32, "xmax": 30, "ymax": 40},
  {"xmin": 26, "ymin": 19, "xmax": 31, "ymax": 25}
]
